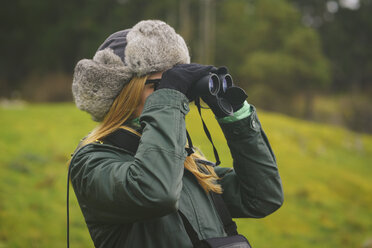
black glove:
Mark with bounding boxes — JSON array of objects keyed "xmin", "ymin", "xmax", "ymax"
[
  {"xmin": 158, "ymin": 63, "xmax": 215, "ymax": 101},
  {"xmin": 201, "ymin": 66, "xmax": 247, "ymax": 118}
]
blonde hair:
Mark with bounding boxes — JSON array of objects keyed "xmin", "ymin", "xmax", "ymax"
[{"xmin": 77, "ymin": 76, "xmax": 222, "ymax": 194}]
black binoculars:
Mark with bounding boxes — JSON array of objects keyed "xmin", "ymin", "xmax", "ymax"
[
  {"xmin": 194, "ymin": 73, "xmax": 233, "ymax": 97},
  {"xmin": 192, "ymin": 72, "xmax": 247, "ymax": 116}
]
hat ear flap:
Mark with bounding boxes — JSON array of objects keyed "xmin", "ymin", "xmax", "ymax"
[{"xmin": 72, "ymin": 51, "xmax": 133, "ymax": 122}]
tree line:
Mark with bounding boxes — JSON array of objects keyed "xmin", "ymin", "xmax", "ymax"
[{"xmin": 0, "ymin": 0, "xmax": 371, "ymax": 131}]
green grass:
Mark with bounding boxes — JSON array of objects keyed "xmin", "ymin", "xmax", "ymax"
[{"xmin": 0, "ymin": 103, "xmax": 371, "ymax": 248}]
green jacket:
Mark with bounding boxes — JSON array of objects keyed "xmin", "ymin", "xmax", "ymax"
[{"xmin": 70, "ymin": 89, "xmax": 283, "ymax": 248}]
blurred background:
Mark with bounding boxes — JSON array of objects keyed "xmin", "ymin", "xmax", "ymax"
[
  {"xmin": 1, "ymin": 0, "xmax": 371, "ymax": 132},
  {"xmin": 0, "ymin": 0, "xmax": 371, "ymax": 247}
]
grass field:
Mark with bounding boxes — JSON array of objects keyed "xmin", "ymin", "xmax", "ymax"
[{"xmin": 0, "ymin": 102, "xmax": 371, "ymax": 248}]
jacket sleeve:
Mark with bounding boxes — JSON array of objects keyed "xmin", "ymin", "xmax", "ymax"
[
  {"xmin": 70, "ymin": 89, "xmax": 189, "ymax": 223},
  {"xmin": 214, "ymin": 105, "xmax": 284, "ymax": 218}
]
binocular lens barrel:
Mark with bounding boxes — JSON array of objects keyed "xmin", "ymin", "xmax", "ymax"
[
  {"xmin": 223, "ymin": 74, "xmax": 233, "ymax": 92},
  {"xmin": 193, "ymin": 73, "xmax": 233, "ymax": 98},
  {"xmin": 209, "ymin": 74, "xmax": 220, "ymax": 95},
  {"xmin": 219, "ymin": 74, "xmax": 233, "ymax": 95},
  {"xmin": 194, "ymin": 73, "xmax": 220, "ymax": 96}
]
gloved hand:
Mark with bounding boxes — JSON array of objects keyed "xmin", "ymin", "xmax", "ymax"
[
  {"xmin": 201, "ymin": 66, "xmax": 247, "ymax": 118},
  {"xmin": 158, "ymin": 63, "xmax": 215, "ymax": 101}
]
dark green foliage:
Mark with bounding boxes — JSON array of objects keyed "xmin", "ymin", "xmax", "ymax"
[
  {"xmin": 0, "ymin": 0, "xmax": 370, "ymax": 131},
  {"xmin": 0, "ymin": 0, "xmax": 177, "ymax": 93},
  {"xmin": 289, "ymin": 0, "xmax": 372, "ymax": 92},
  {"xmin": 215, "ymin": 0, "xmax": 331, "ymax": 116},
  {"xmin": 320, "ymin": 4, "xmax": 372, "ymax": 91}
]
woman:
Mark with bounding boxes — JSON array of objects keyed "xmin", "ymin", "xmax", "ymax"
[{"xmin": 69, "ymin": 20, "xmax": 283, "ymax": 247}]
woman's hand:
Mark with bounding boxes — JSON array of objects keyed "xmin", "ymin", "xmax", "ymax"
[{"xmin": 158, "ymin": 63, "xmax": 215, "ymax": 101}]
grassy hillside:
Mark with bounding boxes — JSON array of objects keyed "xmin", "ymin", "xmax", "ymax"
[{"xmin": 0, "ymin": 102, "xmax": 371, "ymax": 248}]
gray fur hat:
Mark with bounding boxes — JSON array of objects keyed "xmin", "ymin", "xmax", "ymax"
[{"xmin": 72, "ymin": 20, "xmax": 190, "ymax": 121}]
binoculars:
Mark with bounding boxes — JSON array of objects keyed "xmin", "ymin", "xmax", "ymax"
[
  {"xmin": 194, "ymin": 73, "xmax": 233, "ymax": 97},
  {"xmin": 192, "ymin": 72, "xmax": 247, "ymax": 116}
]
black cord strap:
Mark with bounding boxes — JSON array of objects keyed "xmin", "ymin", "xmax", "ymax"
[
  {"xmin": 186, "ymin": 130, "xmax": 195, "ymax": 156},
  {"xmin": 194, "ymin": 97, "xmax": 221, "ymax": 166},
  {"xmin": 178, "ymin": 211, "xmax": 206, "ymax": 247},
  {"xmin": 67, "ymin": 163, "xmax": 71, "ymax": 248},
  {"xmin": 210, "ymin": 193, "xmax": 238, "ymax": 236}
]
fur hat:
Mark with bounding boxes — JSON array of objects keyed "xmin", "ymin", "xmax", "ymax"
[{"xmin": 72, "ymin": 20, "xmax": 190, "ymax": 121}]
